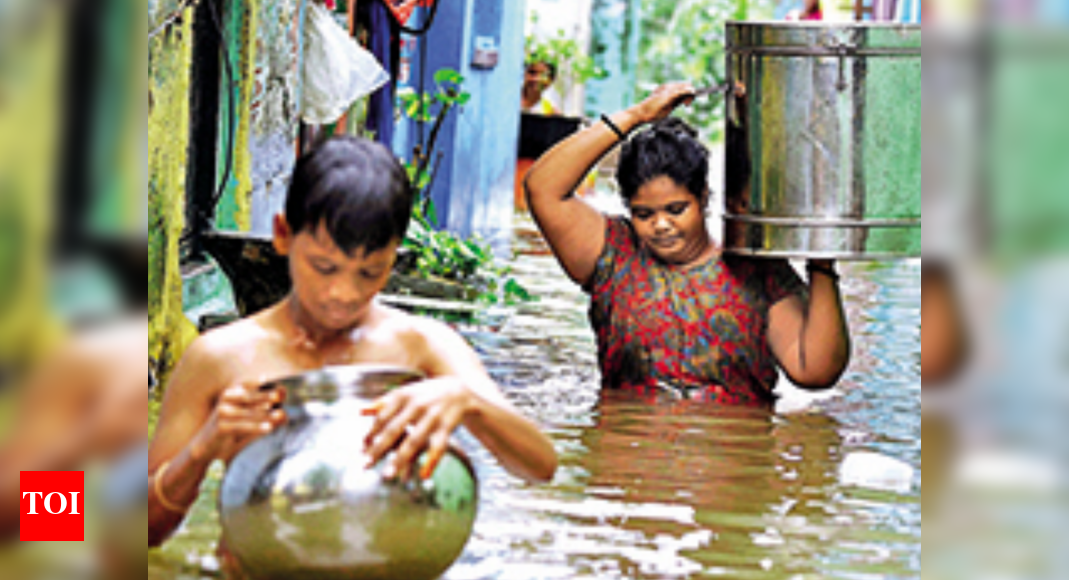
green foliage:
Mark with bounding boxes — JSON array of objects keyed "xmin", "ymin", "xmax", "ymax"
[
  {"xmin": 525, "ymin": 17, "xmax": 609, "ymax": 102},
  {"xmin": 396, "ymin": 68, "xmax": 535, "ymax": 306},
  {"xmin": 396, "ymin": 71, "xmax": 468, "ymax": 127},
  {"xmin": 397, "ymin": 73, "xmax": 471, "ymax": 124},
  {"xmin": 637, "ymin": 0, "xmax": 777, "ymax": 141},
  {"xmin": 397, "ymin": 67, "xmax": 470, "ymax": 207},
  {"xmin": 400, "ymin": 209, "xmax": 535, "ymax": 306}
]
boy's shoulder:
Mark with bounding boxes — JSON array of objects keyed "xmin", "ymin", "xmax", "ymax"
[
  {"xmin": 194, "ymin": 314, "xmax": 274, "ymax": 357},
  {"xmin": 371, "ymin": 304, "xmax": 466, "ymax": 353},
  {"xmin": 372, "ymin": 303, "xmax": 450, "ymax": 338},
  {"xmin": 174, "ymin": 313, "xmax": 279, "ymax": 383}
]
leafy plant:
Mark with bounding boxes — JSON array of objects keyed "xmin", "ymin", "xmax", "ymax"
[
  {"xmin": 525, "ymin": 18, "xmax": 609, "ymax": 108},
  {"xmin": 401, "ymin": 217, "xmax": 532, "ymax": 306},
  {"xmin": 397, "ymin": 68, "xmax": 471, "ymax": 214},
  {"xmin": 637, "ymin": 0, "xmax": 777, "ymax": 141},
  {"xmin": 395, "ymin": 68, "xmax": 535, "ymax": 307}
]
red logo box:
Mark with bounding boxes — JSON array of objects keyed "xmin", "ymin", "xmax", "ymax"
[{"xmin": 20, "ymin": 471, "xmax": 84, "ymax": 541}]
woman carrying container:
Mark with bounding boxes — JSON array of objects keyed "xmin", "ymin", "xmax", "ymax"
[{"xmin": 524, "ymin": 83, "xmax": 851, "ymax": 406}]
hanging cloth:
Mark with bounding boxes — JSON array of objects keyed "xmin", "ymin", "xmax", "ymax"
[
  {"xmin": 365, "ymin": 0, "xmax": 401, "ymax": 147},
  {"xmin": 302, "ymin": 2, "xmax": 389, "ymax": 125}
]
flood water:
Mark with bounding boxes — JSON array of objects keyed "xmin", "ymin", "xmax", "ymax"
[{"xmin": 149, "ymin": 215, "xmax": 921, "ymax": 580}]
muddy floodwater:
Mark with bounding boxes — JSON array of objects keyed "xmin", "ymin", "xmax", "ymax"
[{"xmin": 150, "ymin": 216, "xmax": 920, "ymax": 580}]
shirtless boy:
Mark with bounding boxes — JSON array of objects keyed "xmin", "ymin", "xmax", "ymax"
[{"xmin": 148, "ymin": 136, "xmax": 557, "ymax": 546}]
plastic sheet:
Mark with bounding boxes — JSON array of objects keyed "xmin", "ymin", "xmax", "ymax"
[{"xmin": 301, "ymin": 2, "xmax": 389, "ymax": 125}]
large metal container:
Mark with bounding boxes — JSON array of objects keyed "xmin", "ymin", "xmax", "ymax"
[
  {"xmin": 723, "ymin": 22, "xmax": 921, "ymax": 260},
  {"xmin": 219, "ymin": 365, "xmax": 478, "ymax": 580}
]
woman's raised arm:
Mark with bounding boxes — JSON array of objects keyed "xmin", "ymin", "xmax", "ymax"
[{"xmin": 524, "ymin": 83, "xmax": 696, "ymax": 287}]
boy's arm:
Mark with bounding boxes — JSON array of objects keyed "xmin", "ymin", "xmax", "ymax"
[
  {"xmin": 147, "ymin": 338, "xmax": 221, "ymax": 546},
  {"xmin": 0, "ymin": 339, "xmax": 100, "ymax": 539},
  {"xmin": 363, "ymin": 320, "xmax": 557, "ymax": 484},
  {"xmin": 148, "ymin": 336, "xmax": 285, "ymax": 547}
]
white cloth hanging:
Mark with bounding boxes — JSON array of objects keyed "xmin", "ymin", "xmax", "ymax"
[{"xmin": 301, "ymin": 2, "xmax": 390, "ymax": 125}]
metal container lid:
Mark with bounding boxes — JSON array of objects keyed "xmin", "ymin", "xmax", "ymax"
[{"xmin": 260, "ymin": 364, "xmax": 425, "ymax": 406}]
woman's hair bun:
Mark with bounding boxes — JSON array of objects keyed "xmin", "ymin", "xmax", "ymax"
[{"xmin": 652, "ymin": 117, "xmax": 699, "ymax": 140}]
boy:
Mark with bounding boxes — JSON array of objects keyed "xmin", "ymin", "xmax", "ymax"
[{"xmin": 148, "ymin": 136, "xmax": 557, "ymax": 546}]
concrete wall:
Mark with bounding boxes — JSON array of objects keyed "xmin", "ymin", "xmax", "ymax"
[
  {"xmin": 207, "ymin": 0, "xmax": 526, "ymax": 242},
  {"xmin": 149, "ymin": 8, "xmax": 199, "ymax": 377}
]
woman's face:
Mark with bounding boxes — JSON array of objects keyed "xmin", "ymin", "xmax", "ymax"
[{"xmin": 628, "ymin": 176, "xmax": 711, "ymax": 265}]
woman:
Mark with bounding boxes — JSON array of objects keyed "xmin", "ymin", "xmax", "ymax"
[{"xmin": 524, "ymin": 83, "xmax": 850, "ymax": 406}]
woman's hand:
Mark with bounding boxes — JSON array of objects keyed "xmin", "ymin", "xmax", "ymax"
[
  {"xmin": 361, "ymin": 378, "xmax": 476, "ymax": 481},
  {"xmin": 806, "ymin": 259, "xmax": 839, "ymax": 282},
  {"xmin": 632, "ymin": 82, "xmax": 697, "ymax": 125},
  {"xmin": 807, "ymin": 258, "xmax": 836, "ymax": 270},
  {"xmin": 188, "ymin": 384, "xmax": 286, "ymax": 463}
]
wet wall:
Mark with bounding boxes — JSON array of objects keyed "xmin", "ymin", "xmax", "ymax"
[{"xmin": 149, "ymin": 6, "xmax": 199, "ymax": 378}]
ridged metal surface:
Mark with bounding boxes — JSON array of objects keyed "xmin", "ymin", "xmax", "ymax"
[{"xmin": 723, "ymin": 22, "xmax": 921, "ymax": 260}]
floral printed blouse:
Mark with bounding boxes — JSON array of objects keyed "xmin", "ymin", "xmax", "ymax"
[{"xmin": 585, "ymin": 217, "xmax": 807, "ymax": 406}]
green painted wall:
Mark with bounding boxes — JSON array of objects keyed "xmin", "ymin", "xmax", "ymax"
[
  {"xmin": 0, "ymin": 5, "xmax": 66, "ymax": 372},
  {"xmin": 149, "ymin": 12, "xmax": 199, "ymax": 381},
  {"xmin": 215, "ymin": 0, "xmax": 258, "ymax": 232}
]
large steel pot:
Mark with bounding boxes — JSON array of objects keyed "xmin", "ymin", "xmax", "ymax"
[
  {"xmin": 218, "ymin": 365, "xmax": 478, "ymax": 580},
  {"xmin": 723, "ymin": 22, "xmax": 921, "ymax": 260}
]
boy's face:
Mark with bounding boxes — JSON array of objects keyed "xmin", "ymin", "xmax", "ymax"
[{"xmin": 274, "ymin": 217, "xmax": 398, "ymax": 332}]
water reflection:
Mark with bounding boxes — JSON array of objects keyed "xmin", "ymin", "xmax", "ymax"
[{"xmin": 452, "ymin": 392, "xmax": 872, "ymax": 580}]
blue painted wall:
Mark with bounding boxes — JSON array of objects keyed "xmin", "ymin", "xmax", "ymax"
[
  {"xmin": 585, "ymin": 0, "xmax": 641, "ymax": 117},
  {"xmin": 395, "ymin": 0, "xmax": 525, "ymax": 244}
]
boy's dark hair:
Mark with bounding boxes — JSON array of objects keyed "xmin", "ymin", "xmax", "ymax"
[
  {"xmin": 616, "ymin": 117, "xmax": 709, "ymax": 202},
  {"xmin": 285, "ymin": 136, "xmax": 413, "ymax": 254}
]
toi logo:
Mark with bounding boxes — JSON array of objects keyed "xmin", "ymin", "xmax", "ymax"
[{"xmin": 20, "ymin": 471, "xmax": 84, "ymax": 541}]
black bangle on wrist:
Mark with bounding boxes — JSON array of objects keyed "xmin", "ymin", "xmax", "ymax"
[
  {"xmin": 600, "ymin": 114, "xmax": 626, "ymax": 141},
  {"xmin": 806, "ymin": 262, "xmax": 840, "ymax": 282}
]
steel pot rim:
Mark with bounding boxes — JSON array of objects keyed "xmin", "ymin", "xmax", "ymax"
[{"xmin": 257, "ymin": 364, "xmax": 426, "ymax": 404}]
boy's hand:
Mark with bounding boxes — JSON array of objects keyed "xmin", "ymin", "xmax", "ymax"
[
  {"xmin": 362, "ymin": 377, "xmax": 475, "ymax": 481},
  {"xmin": 189, "ymin": 384, "xmax": 286, "ymax": 462}
]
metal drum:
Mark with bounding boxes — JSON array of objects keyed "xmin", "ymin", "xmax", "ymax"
[
  {"xmin": 723, "ymin": 22, "xmax": 921, "ymax": 260},
  {"xmin": 218, "ymin": 365, "xmax": 478, "ymax": 580}
]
